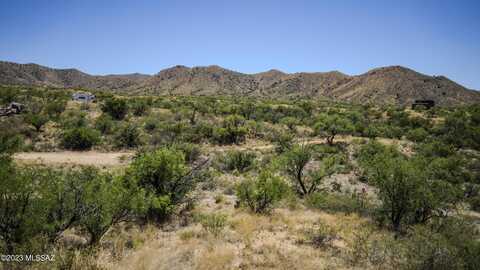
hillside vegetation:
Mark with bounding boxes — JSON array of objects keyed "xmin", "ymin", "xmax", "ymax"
[{"xmin": 1, "ymin": 85, "xmax": 480, "ymax": 270}]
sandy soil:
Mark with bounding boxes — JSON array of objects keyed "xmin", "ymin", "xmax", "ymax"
[
  {"xmin": 14, "ymin": 151, "xmax": 134, "ymax": 167},
  {"xmin": 13, "ymin": 136, "xmax": 410, "ymax": 167}
]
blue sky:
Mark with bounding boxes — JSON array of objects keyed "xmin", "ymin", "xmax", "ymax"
[{"xmin": 0, "ymin": 0, "xmax": 479, "ymax": 89}]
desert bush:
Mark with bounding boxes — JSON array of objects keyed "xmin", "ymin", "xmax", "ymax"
[
  {"xmin": 0, "ymin": 125, "xmax": 23, "ymax": 154},
  {"xmin": 60, "ymin": 111, "xmax": 88, "ymax": 129},
  {"xmin": 78, "ymin": 172, "xmax": 137, "ymax": 245},
  {"xmin": 282, "ymin": 144, "xmax": 336, "ymax": 196},
  {"xmin": 95, "ymin": 114, "xmax": 114, "ymax": 134},
  {"xmin": 219, "ymin": 150, "xmax": 256, "ymax": 173},
  {"xmin": 213, "ymin": 114, "xmax": 248, "ymax": 144},
  {"xmin": 130, "ymin": 99, "xmax": 149, "ymax": 116},
  {"xmin": 101, "ymin": 98, "xmax": 128, "ymax": 120},
  {"xmin": 468, "ymin": 195, "xmax": 480, "ymax": 211},
  {"xmin": 61, "ymin": 127, "xmax": 101, "ymax": 150},
  {"xmin": 127, "ymin": 147, "xmax": 191, "ymax": 221},
  {"xmin": 196, "ymin": 213, "xmax": 227, "ymax": 237},
  {"xmin": 236, "ymin": 169, "xmax": 288, "ymax": 214},
  {"xmin": 44, "ymin": 100, "xmax": 67, "ymax": 117},
  {"xmin": 440, "ymin": 110, "xmax": 480, "ymax": 150},
  {"xmin": 358, "ymin": 143, "xmax": 460, "ymax": 231},
  {"xmin": 271, "ymin": 130, "xmax": 294, "ymax": 154},
  {"xmin": 0, "ymin": 86, "xmax": 19, "ymax": 103},
  {"xmin": 24, "ymin": 113, "xmax": 49, "ymax": 132},
  {"xmin": 406, "ymin": 127, "xmax": 429, "ymax": 142},
  {"xmin": 401, "ymin": 226, "xmax": 463, "ymax": 270},
  {"xmin": 302, "ymin": 221, "xmax": 337, "ymax": 248},
  {"xmin": 314, "ymin": 113, "xmax": 354, "ymax": 145},
  {"xmin": 114, "ymin": 123, "xmax": 142, "ymax": 148},
  {"xmin": 416, "ymin": 140, "xmax": 455, "ymax": 158},
  {"xmin": 173, "ymin": 143, "xmax": 201, "ymax": 163},
  {"xmin": 0, "ymin": 160, "xmax": 41, "ymax": 254},
  {"xmin": 306, "ymin": 191, "xmax": 371, "ymax": 214},
  {"xmin": 280, "ymin": 116, "xmax": 300, "ymax": 132},
  {"xmin": 144, "ymin": 116, "xmax": 160, "ymax": 132}
]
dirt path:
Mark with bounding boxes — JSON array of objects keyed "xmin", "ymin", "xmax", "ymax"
[
  {"xmin": 13, "ymin": 136, "xmax": 410, "ymax": 167},
  {"xmin": 14, "ymin": 151, "xmax": 134, "ymax": 167}
]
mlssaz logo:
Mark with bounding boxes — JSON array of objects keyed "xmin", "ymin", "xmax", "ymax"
[{"xmin": 25, "ymin": 254, "xmax": 55, "ymax": 262}]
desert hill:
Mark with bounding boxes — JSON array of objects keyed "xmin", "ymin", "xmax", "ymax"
[{"xmin": 1, "ymin": 61, "xmax": 479, "ymax": 106}]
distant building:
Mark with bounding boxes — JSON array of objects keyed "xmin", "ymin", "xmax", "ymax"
[
  {"xmin": 72, "ymin": 92, "xmax": 96, "ymax": 102},
  {"xmin": 411, "ymin": 100, "xmax": 435, "ymax": 110}
]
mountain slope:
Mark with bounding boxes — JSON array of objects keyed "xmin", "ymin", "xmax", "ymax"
[{"xmin": 1, "ymin": 61, "xmax": 479, "ymax": 106}]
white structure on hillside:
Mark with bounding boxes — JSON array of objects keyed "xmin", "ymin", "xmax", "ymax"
[{"xmin": 72, "ymin": 92, "xmax": 96, "ymax": 102}]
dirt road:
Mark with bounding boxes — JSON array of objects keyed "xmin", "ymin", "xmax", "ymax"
[
  {"xmin": 13, "ymin": 136, "xmax": 410, "ymax": 167},
  {"xmin": 14, "ymin": 151, "xmax": 134, "ymax": 167}
]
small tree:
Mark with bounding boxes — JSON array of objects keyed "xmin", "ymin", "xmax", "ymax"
[
  {"xmin": 24, "ymin": 113, "xmax": 49, "ymax": 132},
  {"xmin": 219, "ymin": 150, "xmax": 256, "ymax": 173},
  {"xmin": 213, "ymin": 115, "xmax": 248, "ymax": 144},
  {"xmin": 360, "ymin": 144, "xmax": 460, "ymax": 232},
  {"xmin": 0, "ymin": 163, "xmax": 47, "ymax": 254},
  {"xmin": 101, "ymin": 98, "xmax": 128, "ymax": 120},
  {"xmin": 236, "ymin": 170, "xmax": 288, "ymax": 214},
  {"xmin": 44, "ymin": 100, "xmax": 67, "ymax": 117},
  {"xmin": 314, "ymin": 114, "xmax": 353, "ymax": 145},
  {"xmin": 114, "ymin": 123, "xmax": 142, "ymax": 148},
  {"xmin": 127, "ymin": 148, "xmax": 192, "ymax": 221},
  {"xmin": 79, "ymin": 173, "xmax": 134, "ymax": 245},
  {"xmin": 61, "ymin": 127, "xmax": 101, "ymax": 150},
  {"xmin": 280, "ymin": 117, "xmax": 300, "ymax": 132},
  {"xmin": 282, "ymin": 144, "xmax": 336, "ymax": 196},
  {"xmin": 95, "ymin": 114, "xmax": 114, "ymax": 134},
  {"xmin": 130, "ymin": 99, "xmax": 149, "ymax": 116}
]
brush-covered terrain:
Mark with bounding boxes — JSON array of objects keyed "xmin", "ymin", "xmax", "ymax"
[{"xmin": 1, "ymin": 84, "xmax": 480, "ymax": 270}]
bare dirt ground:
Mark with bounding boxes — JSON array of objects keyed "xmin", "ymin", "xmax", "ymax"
[
  {"xmin": 13, "ymin": 136, "xmax": 411, "ymax": 167},
  {"xmin": 14, "ymin": 151, "xmax": 134, "ymax": 167}
]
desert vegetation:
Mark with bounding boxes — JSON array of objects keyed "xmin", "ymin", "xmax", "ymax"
[{"xmin": 1, "ymin": 84, "xmax": 480, "ymax": 270}]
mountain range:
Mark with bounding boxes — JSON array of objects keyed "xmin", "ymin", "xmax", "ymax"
[{"xmin": 1, "ymin": 61, "xmax": 479, "ymax": 106}]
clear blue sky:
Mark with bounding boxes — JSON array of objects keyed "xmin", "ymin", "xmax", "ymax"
[{"xmin": 1, "ymin": 0, "xmax": 479, "ymax": 89}]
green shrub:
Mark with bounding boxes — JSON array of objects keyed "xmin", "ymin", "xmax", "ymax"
[
  {"xmin": 359, "ymin": 145, "xmax": 460, "ymax": 231},
  {"xmin": 101, "ymin": 98, "xmax": 128, "ymax": 120},
  {"xmin": 60, "ymin": 111, "xmax": 88, "ymax": 129},
  {"xmin": 196, "ymin": 213, "xmax": 227, "ymax": 237},
  {"xmin": 406, "ymin": 127, "xmax": 429, "ymax": 142},
  {"xmin": 0, "ymin": 87, "xmax": 18, "ymax": 103},
  {"xmin": 416, "ymin": 140, "xmax": 455, "ymax": 158},
  {"xmin": 77, "ymin": 172, "xmax": 137, "ymax": 245},
  {"xmin": 469, "ymin": 195, "xmax": 480, "ymax": 211},
  {"xmin": 306, "ymin": 192, "xmax": 370, "ymax": 214},
  {"xmin": 314, "ymin": 113, "xmax": 354, "ymax": 145},
  {"xmin": 280, "ymin": 116, "xmax": 300, "ymax": 132},
  {"xmin": 114, "ymin": 123, "xmax": 142, "ymax": 148},
  {"xmin": 95, "ymin": 114, "xmax": 114, "ymax": 134},
  {"xmin": 213, "ymin": 115, "xmax": 248, "ymax": 144},
  {"xmin": 0, "ymin": 125, "xmax": 23, "ymax": 154},
  {"xmin": 174, "ymin": 143, "xmax": 201, "ymax": 163},
  {"xmin": 302, "ymin": 221, "xmax": 337, "ymax": 248},
  {"xmin": 282, "ymin": 144, "xmax": 336, "ymax": 196},
  {"xmin": 61, "ymin": 127, "xmax": 101, "ymax": 150},
  {"xmin": 127, "ymin": 148, "xmax": 191, "ymax": 221},
  {"xmin": 219, "ymin": 150, "xmax": 256, "ymax": 172},
  {"xmin": 236, "ymin": 170, "xmax": 288, "ymax": 214},
  {"xmin": 271, "ymin": 130, "xmax": 294, "ymax": 154},
  {"xmin": 401, "ymin": 226, "xmax": 463, "ymax": 270},
  {"xmin": 44, "ymin": 100, "xmax": 67, "ymax": 117},
  {"xmin": 144, "ymin": 117, "xmax": 159, "ymax": 132},
  {"xmin": 0, "ymin": 160, "xmax": 40, "ymax": 254},
  {"xmin": 24, "ymin": 113, "xmax": 49, "ymax": 132},
  {"xmin": 130, "ymin": 99, "xmax": 150, "ymax": 116}
]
